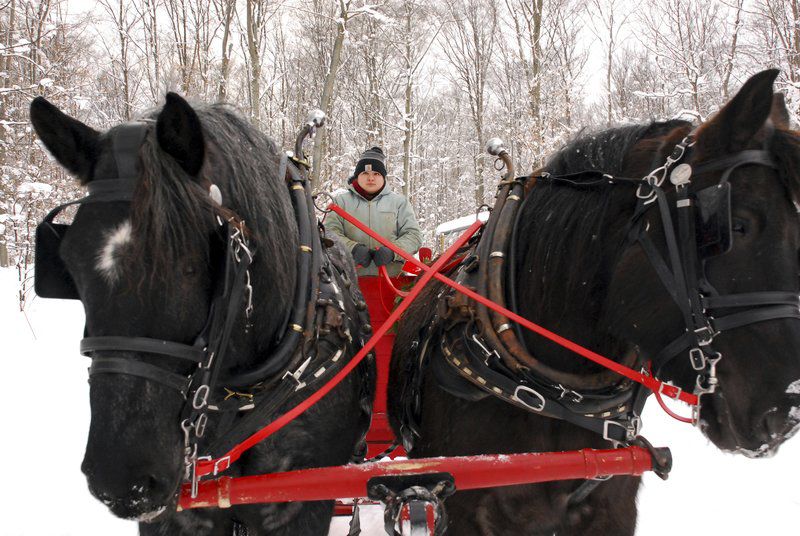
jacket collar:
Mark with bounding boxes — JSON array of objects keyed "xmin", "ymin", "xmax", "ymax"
[{"xmin": 348, "ymin": 182, "xmax": 392, "ymax": 202}]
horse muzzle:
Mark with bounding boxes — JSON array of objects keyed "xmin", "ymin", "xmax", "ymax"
[
  {"xmin": 699, "ymin": 387, "xmax": 800, "ymax": 458},
  {"xmin": 83, "ymin": 463, "xmax": 177, "ymax": 521}
]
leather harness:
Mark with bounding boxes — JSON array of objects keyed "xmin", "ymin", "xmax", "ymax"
[
  {"xmin": 36, "ymin": 123, "xmax": 374, "ymax": 493},
  {"xmin": 397, "ymin": 131, "xmax": 800, "ymax": 503}
]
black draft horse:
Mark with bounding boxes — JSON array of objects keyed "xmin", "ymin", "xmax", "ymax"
[
  {"xmin": 30, "ymin": 94, "xmax": 373, "ymax": 534},
  {"xmin": 389, "ymin": 70, "xmax": 800, "ymax": 534}
]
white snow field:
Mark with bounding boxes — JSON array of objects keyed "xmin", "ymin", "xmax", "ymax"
[{"xmin": 1, "ymin": 267, "xmax": 798, "ymax": 535}]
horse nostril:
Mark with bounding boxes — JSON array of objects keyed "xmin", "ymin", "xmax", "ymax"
[{"xmin": 136, "ymin": 473, "xmax": 174, "ymax": 503}]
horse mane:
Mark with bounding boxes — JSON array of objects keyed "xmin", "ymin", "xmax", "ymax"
[
  {"xmin": 130, "ymin": 103, "xmax": 298, "ymax": 341},
  {"xmin": 513, "ymin": 120, "xmax": 691, "ymax": 350}
]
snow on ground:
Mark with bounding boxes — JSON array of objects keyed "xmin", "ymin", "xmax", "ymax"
[{"xmin": 1, "ymin": 266, "xmax": 798, "ymax": 535}]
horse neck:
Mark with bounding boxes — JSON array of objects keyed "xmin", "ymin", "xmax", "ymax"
[{"xmin": 514, "ymin": 185, "xmax": 634, "ymax": 372}]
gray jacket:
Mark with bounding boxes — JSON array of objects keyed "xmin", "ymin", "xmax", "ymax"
[{"xmin": 326, "ymin": 184, "xmax": 423, "ymax": 276}]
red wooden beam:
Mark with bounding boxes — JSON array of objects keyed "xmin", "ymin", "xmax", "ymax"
[{"xmin": 180, "ymin": 446, "xmax": 659, "ymax": 509}]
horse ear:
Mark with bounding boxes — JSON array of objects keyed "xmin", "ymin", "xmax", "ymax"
[
  {"xmin": 29, "ymin": 97, "xmax": 100, "ymax": 182},
  {"xmin": 156, "ymin": 92, "xmax": 205, "ymax": 177},
  {"xmin": 770, "ymin": 92, "xmax": 791, "ymax": 130},
  {"xmin": 707, "ymin": 69, "xmax": 779, "ymax": 151}
]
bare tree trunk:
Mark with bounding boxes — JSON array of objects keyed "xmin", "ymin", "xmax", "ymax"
[
  {"xmin": 792, "ymin": 0, "xmax": 800, "ymax": 77},
  {"xmin": 531, "ymin": 0, "xmax": 543, "ymax": 126},
  {"xmin": 2, "ymin": 0, "xmax": 16, "ymax": 89},
  {"xmin": 99, "ymin": 0, "xmax": 135, "ymax": 119},
  {"xmin": 402, "ymin": 3, "xmax": 413, "ymax": 197},
  {"xmin": 144, "ymin": 0, "xmax": 161, "ymax": 103},
  {"xmin": 606, "ymin": 12, "xmax": 614, "ymax": 126},
  {"xmin": 246, "ymin": 0, "xmax": 261, "ymax": 121},
  {"xmin": 403, "ymin": 63, "xmax": 412, "ymax": 197},
  {"xmin": 165, "ymin": 0, "xmax": 192, "ymax": 94},
  {"xmin": 311, "ymin": 0, "xmax": 350, "ymax": 184},
  {"xmin": 721, "ymin": 0, "xmax": 743, "ymax": 99},
  {"xmin": 216, "ymin": 0, "xmax": 235, "ymax": 101},
  {"xmin": 118, "ymin": 0, "xmax": 131, "ymax": 119}
]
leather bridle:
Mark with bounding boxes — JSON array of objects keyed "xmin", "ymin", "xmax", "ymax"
[
  {"xmin": 627, "ymin": 134, "xmax": 800, "ymax": 415},
  {"xmin": 36, "ymin": 121, "xmax": 332, "ymax": 491}
]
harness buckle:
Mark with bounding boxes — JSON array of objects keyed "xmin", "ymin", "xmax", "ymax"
[
  {"xmin": 603, "ymin": 418, "xmax": 640, "ymax": 446},
  {"xmin": 658, "ymin": 381, "xmax": 682, "ymax": 399},
  {"xmin": 602, "ymin": 420, "xmax": 627, "ymax": 445},
  {"xmin": 213, "ymin": 456, "xmax": 231, "ymax": 476},
  {"xmin": 689, "ymin": 348, "xmax": 707, "ymax": 371},
  {"xmin": 282, "ymin": 356, "xmax": 312, "ymax": 390},
  {"xmin": 194, "ymin": 413, "xmax": 208, "ymax": 438},
  {"xmin": 512, "ymin": 385, "xmax": 545, "ymax": 412},
  {"xmin": 636, "ymin": 180, "xmax": 657, "ymax": 203},
  {"xmin": 691, "ymin": 404, "xmax": 701, "ymax": 426},
  {"xmin": 192, "ymin": 384, "xmax": 210, "ymax": 410},
  {"xmin": 471, "ymin": 333, "xmax": 491, "ymax": 355},
  {"xmin": 694, "ymin": 325, "xmax": 716, "ymax": 346},
  {"xmin": 470, "ymin": 333, "xmax": 500, "ymax": 365},
  {"xmin": 556, "ymin": 383, "xmax": 584, "ymax": 403}
]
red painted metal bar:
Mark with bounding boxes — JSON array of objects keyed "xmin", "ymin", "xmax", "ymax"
[
  {"xmin": 379, "ymin": 265, "xmax": 409, "ymax": 297},
  {"xmin": 328, "ymin": 204, "xmax": 698, "ymax": 407},
  {"xmin": 192, "ymin": 220, "xmax": 484, "ymax": 479},
  {"xmin": 180, "ymin": 446, "xmax": 657, "ymax": 509}
]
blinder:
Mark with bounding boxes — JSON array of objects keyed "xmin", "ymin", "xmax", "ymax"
[
  {"xmin": 694, "ymin": 183, "xmax": 732, "ymax": 259},
  {"xmin": 34, "ymin": 122, "xmax": 146, "ymax": 300},
  {"xmin": 690, "ymin": 148, "xmax": 778, "ymax": 260},
  {"xmin": 35, "ymin": 217, "xmax": 78, "ymax": 299}
]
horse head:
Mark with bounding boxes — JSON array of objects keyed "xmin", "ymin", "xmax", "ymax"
[
  {"xmin": 607, "ymin": 70, "xmax": 800, "ymax": 457},
  {"xmin": 29, "ymin": 94, "xmax": 296, "ymax": 520}
]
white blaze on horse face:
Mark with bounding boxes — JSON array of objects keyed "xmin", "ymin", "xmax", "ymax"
[{"xmin": 96, "ymin": 220, "xmax": 132, "ymax": 282}]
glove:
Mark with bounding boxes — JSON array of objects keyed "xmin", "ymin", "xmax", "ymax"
[
  {"xmin": 372, "ymin": 246, "xmax": 394, "ymax": 267},
  {"xmin": 352, "ymin": 244, "xmax": 373, "ymax": 267}
]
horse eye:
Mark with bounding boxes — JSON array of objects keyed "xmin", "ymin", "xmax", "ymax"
[
  {"xmin": 183, "ymin": 266, "xmax": 197, "ymax": 276},
  {"xmin": 732, "ymin": 218, "xmax": 748, "ymax": 235}
]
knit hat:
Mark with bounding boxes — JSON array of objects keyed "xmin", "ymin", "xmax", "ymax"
[{"xmin": 349, "ymin": 146, "xmax": 387, "ymax": 183}]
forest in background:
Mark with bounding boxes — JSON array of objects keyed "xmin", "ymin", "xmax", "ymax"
[{"xmin": 2, "ymin": 0, "xmax": 799, "ymax": 305}]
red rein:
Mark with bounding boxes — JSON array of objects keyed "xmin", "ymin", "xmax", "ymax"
[
  {"xmin": 187, "ymin": 203, "xmax": 693, "ymax": 491},
  {"xmin": 329, "ymin": 203, "xmax": 698, "ymax": 408},
  {"xmin": 191, "ymin": 218, "xmax": 483, "ymax": 479}
]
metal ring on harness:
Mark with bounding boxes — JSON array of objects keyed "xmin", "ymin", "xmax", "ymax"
[{"xmin": 313, "ymin": 191, "xmax": 336, "ymax": 214}]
